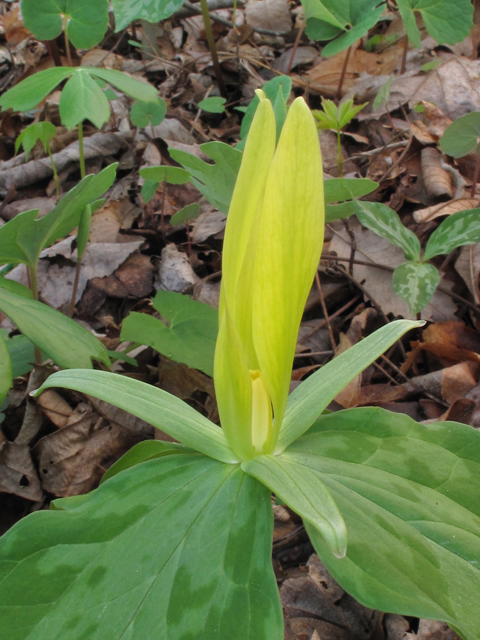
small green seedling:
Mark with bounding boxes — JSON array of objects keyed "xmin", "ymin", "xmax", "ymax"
[
  {"xmin": 170, "ymin": 203, "xmax": 201, "ymax": 256},
  {"xmin": 130, "ymin": 99, "xmax": 167, "ymax": 128},
  {"xmin": 15, "ymin": 121, "xmax": 60, "ymax": 196},
  {"xmin": 121, "ymin": 289, "xmax": 217, "ymax": 375},
  {"xmin": 372, "ymin": 76, "xmax": 393, "ymax": 111},
  {"xmin": 198, "ymin": 96, "xmax": 226, "ymax": 114},
  {"xmin": 396, "ymin": 0, "xmax": 473, "ymax": 73},
  {"xmin": 2, "ymin": 94, "xmax": 480, "ymax": 640},
  {"xmin": 440, "ymin": 112, "xmax": 480, "ymax": 198},
  {"xmin": 355, "ymin": 200, "xmax": 480, "ymax": 315},
  {"xmin": 313, "ymin": 98, "xmax": 367, "ymax": 176}
]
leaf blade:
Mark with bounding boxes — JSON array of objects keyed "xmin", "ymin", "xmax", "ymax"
[
  {"xmin": 35, "ymin": 369, "xmax": 237, "ymax": 463},
  {"xmin": 392, "ymin": 261, "xmax": 440, "ymax": 315}
]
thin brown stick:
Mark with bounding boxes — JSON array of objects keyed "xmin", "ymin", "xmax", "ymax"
[
  {"xmin": 471, "ymin": 153, "xmax": 480, "ymax": 198},
  {"xmin": 315, "ymin": 272, "xmax": 336, "ymax": 354},
  {"xmin": 287, "ymin": 25, "xmax": 305, "ymax": 75},
  {"xmin": 199, "ymin": 0, "xmax": 227, "ymax": 97},
  {"xmin": 336, "ymin": 45, "xmax": 352, "ymax": 101},
  {"xmin": 299, "ymin": 293, "xmax": 362, "ymax": 343},
  {"xmin": 295, "ymin": 350, "xmax": 334, "ymax": 358},
  {"xmin": 400, "ymin": 35, "xmax": 408, "ymax": 74}
]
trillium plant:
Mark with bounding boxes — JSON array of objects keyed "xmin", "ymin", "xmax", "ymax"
[{"xmin": 1, "ymin": 95, "xmax": 480, "ymax": 640}]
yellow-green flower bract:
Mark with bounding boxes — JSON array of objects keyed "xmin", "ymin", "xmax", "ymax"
[{"xmin": 214, "ymin": 93, "xmax": 325, "ymax": 461}]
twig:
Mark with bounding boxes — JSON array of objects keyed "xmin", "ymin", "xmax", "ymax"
[
  {"xmin": 295, "ymin": 350, "xmax": 334, "ymax": 358},
  {"xmin": 199, "ymin": 0, "xmax": 227, "ymax": 97},
  {"xmin": 336, "ymin": 45, "xmax": 352, "ymax": 101},
  {"xmin": 299, "ymin": 293, "xmax": 362, "ymax": 343},
  {"xmin": 400, "ymin": 35, "xmax": 408, "ymax": 74},
  {"xmin": 287, "ymin": 25, "xmax": 305, "ymax": 75}
]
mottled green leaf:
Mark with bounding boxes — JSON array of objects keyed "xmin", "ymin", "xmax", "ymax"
[
  {"xmin": 130, "ymin": 99, "xmax": 167, "ymax": 127},
  {"xmin": 288, "ymin": 407, "xmax": 480, "ymax": 640},
  {"xmin": 15, "ymin": 122, "xmax": 56, "ymax": 160},
  {"xmin": 243, "ymin": 453, "xmax": 347, "ymax": 558},
  {"xmin": 21, "ymin": 0, "xmax": 109, "ymax": 49},
  {"xmin": 112, "ymin": 0, "xmax": 184, "ymax": 32},
  {"xmin": 276, "ymin": 320, "xmax": 422, "ymax": 452},
  {"xmin": 0, "ymin": 288, "xmax": 110, "ymax": 369},
  {"xmin": 440, "ymin": 113, "xmax": 480, "ymax": 158},
  {"xmin": 355, "ymin": 200, "xmax": 421, "ymax": 261},
  {"xmin": 392, "ymin": 261, "xmax": 440, "ymax": 315},
  {"xmin": 396, "ymin": 0, "xmax": 474, "ymax": 48},
  {"xmin": 0, "ymin": 454, "xmax": 283, "ymax": 640},
  {"xmin": 36, "ymin": 369, "xmax": 237, "ymax": 463},
  {"xmin": 169, "ymin": 142, "xmax": 242, "ymax": 214},
  {"xmin": 59, "ymin": 69, "xmax": 110, "ymax": 130},
  {"xmin": 424, "ymin": 209, "xmax": 480, "ymax": 261},
  {"xmin": 198, "ymin": 96, "xmax": 226, "ymax": 113},
  {"xmin": 0, "ymin": 67, "xmax": 73, "ymax": 113},
  {"xmin": 121, "ymin": 290, "xmax": 218, "ymax": 376}
]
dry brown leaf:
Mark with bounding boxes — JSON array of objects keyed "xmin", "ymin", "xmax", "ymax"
[
  {"xmin": 296, "ymin": 45, "xmax": 401, "ymax": 97},
  {"xmin": 413, "ymin": 198, "xmax": 478, "ymax": 223},
  {"xmin": 36, "ymin": 389, "xmax": 73, "ymax": 428},
  {"xmin": 90, "ymin": 252, "xmax": 154, "ymax": 299},
  {"xmin": 90, "ymin": 198, "xmax": 141, "ymax": 243},
  {"xmin": 409, "ymin": 321, "xmax": 480, "ymax": 364},
  {"xmin": 0, "ymin": 441, "xmax": 43, "ymax": 502},
  {"xmin": 81, "ymin": 49, "xmax": 123, "ymax": 69},
  {"xmin": 455, "ymin": 243, "xmax": 480, "ymax": 304},
  {"xmin": 421, "ymin": 147, "xmax": 452, "ymax": 200},
  {"xmin": 245, "ymin": 0, "xmax": 291, "ymax": 31},
  {"xmin": 281, "ymin": 555, "xmax": 382, "ymax": 640},
  {"xmin": 1, "ymin": 196, "xmax": 56, "ymax": 222},
  {"xmin": 157, "ymin": 243, "xmax": 200, "ymax": 291},
  {"xmin": 1, "ymin": 6, "xmax": 30, "ymax": 45},
  {"xmin": 412, "ymin": 619, "xmax": 461, "ymax": 640}
]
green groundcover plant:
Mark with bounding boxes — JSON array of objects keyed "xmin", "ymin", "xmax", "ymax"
[{"xmin": 1, "ymin": 95, "xmax": 480, "ymax": 640}]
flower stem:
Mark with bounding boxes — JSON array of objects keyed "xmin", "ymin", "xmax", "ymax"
[
  {"xmin": 199, "ymin": 0, "xmax": 227, "ymax": 98},
  {"xmin": 77, "ymin": 120, "xmax": 86, "ymax": 179},
  {"xmin": 336, "ymin": 129, "xmax": 343, "ymax": 177},
  {"xmin": 48, "ymin": 145, "xmax": 60, "ymax": 198}
]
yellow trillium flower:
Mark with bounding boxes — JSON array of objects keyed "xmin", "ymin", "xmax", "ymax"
[{"xmin": 214, "ymin": 92, "xmax": 325, "ymax": 461}]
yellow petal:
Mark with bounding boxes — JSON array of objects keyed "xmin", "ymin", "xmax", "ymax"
[
  {"xmin": 219, "ymin": 96, "xmax": 276, "ymax": 365},
  {"xmin": 252, "ymin": 97, "xmax": 324, "ymax": 449}
]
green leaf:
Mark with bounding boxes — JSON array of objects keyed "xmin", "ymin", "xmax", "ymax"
[
  {"xmin": 303, "ymin": 0, "xmax": 385, "ymax": 56},
  {"xmin": 326, "ymin": 201, "xmax": 357, "ymax": 222},
  {"xmin": 424, "ymin": 209, "xmax": 480, "ymax": 261},
  {"xmin": 287, "ymin": 407, "xmax": 480, "ymax": 640},
  {"xmin": 439, "ymin": 112, "xmax": 480, "ymax": 159},
  {"xmin": 421, "ymin": 60, "xmax": 441, "ymax": 72},
  {"xmin": 59, "ymin": 69, "xmax": 110, "ymax": 130},
  {"xmin": 239, "ymin": 76, "xmax": 292, "ymax": 143},
  {"xmin": 0, "ymin": 454, "xmax": 283, "ymax": 640},
  {"xmin": 169, "ymin": 142, "xmax": 242, "ymax": 214},
  {"xmin": 130, "ymin": 99, "xmax": 167, "ymax": 127},
  {"xmin": 112, "ymin": 0, "xmax": 184, "ymax": 31},
  {"xmin": 396, "ymin": 0, "xmax": 474, "ymax": 48},
  {"xmin": 170, "ymin": 203, "xmax": 200, "ymax": 225},
  {"xmin": 324, "ymin": 178, "xmax": 378, "ymax": 203},
  {"xmin": 0, "ymin": 288, "xmax": 110, "ymax": 369},
  {"xmin": 0, "ymin": 164, "xmax": 116, "ymax": 268},
  {"xmin": 338, "ymin": 98, "xmax": 367, "ymax": 129},
  {"xmin": 87, "ymin": 68, "xmax": 160, "ymax": 103},
  {"xmin": 355, "ymin": 200, "xmax": 421, "ymax": 261},
  {"xmin": 21, "ymin": 0, "xmax": 109, "ymax": 49},
  {"xmin": 0, "ymin": 277, "xmax": 33, "ymax": 298},
  {"xmin": 373, "ymin": 75, "xmax": 393, "ymax": 110},
  {"xmin": 139, "ymin": 166, "xmax": 190, "ymax": 203},
  {"xmin": 15, "ymin": 121, "xmax": 56, "ymax": 160},
  {"xmin": 243, "ymin": 453, "xmax": 347, "ymax": 558},
  {"xmin": 4, "ymin": 334, "xmax": 37, "ymax": 378},
  {"xmin": 0, "ymin": 67, "xmax": 73, "ymax": 113},
  {"xmin": 276, "ymin": 319, "xmax": 423, "ymax": 452},
  {"xmin": 198, "ymin": 96, "xmax": 227, "ymax": 113},
  {"xmin": 35, "ymin": 369, "xmax": 237, "ymax": 463},
  {"xmin": 101, "ymin": 440, "xmax": 192, "ymax": 483},
  {"xmin": 0, "ymin": 332, "xmax": 12, "ymax": 404},
  {"xmin": 392, "ymin": 261, "xmax": 440, "ymax": 315},
  {"xmin": 121, "ymin": 290, "xmax": 218, "ymax": 376}
]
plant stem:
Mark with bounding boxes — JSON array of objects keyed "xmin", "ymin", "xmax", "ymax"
[
  {"xmin": 471, "ymin": 153, "xmax": 480, "ymax": 198},
  {"xmin": 199, "ymin": 0, "xmax": 227, "ymax": 98},
  {"xmin": 47, "ymin": 145, "xmax": 60, "ymax": 198},
  {"xmin": 28, "ymin": 265, "xmax": 42, "ymax": 365},
  {"xmin": 400, "ymin": 35, "xmax": 408, "ymax": 74},
  {"xmin": 64, "ymin": 15, "xmax": 72, "ymax": 67},
  {"xmin": 69, "ymin": 257, "xmax": 82, "ymax": 318},
  {"xmin": 336, "ymin": 45, "xmax": 352, "ymax": 100},
  {"xmin": 77, "ymin": 120, "xmax": 86, "ymax": 179},
  {"xmin": 336, "ymin": 129, "xmax": 343, "ymax": 177},
  {"xmin": 287, "ymin": 24, "xmax": 305, "ymax": 75}
]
